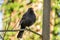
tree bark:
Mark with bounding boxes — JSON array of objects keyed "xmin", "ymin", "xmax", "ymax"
[{"xmin": 42, "ymin": 0, "xmax": 51, "ymax": 40}]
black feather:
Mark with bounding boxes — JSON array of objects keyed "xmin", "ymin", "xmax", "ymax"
[{"xmin": 17, "ymin": 8, "xmax": 36, "ymax": 38}]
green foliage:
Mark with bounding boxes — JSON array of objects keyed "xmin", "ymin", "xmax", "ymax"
[
  {"xmin": 2, "ymin": 0, "xmax": 60, "ymax": 40},
  {"xmin": 32, "ymin": 34, "xmax": 40, "ymax": 40},
  {"xmin": 2, "ymin": 0, "xmax": 42, "ymax": 40},
  {"xmin": 52, "ymin": 0, "xmax": 60, "ymax": 40},
  {"xmin": 4, "ymin": 35, "xmax": 10, "ymax": 40},
  {"xmin": 25, "ymin": 33, "xmax": 40, "ymax": 40}
]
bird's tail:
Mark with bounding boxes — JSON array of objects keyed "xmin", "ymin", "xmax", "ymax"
[
  {"xmin": 17, "ymin": 31, "xmax": 24, "ymax": 38},
  {"xmin": 17, "ymin": 25, "xmax": 26, "ymax": 38}
]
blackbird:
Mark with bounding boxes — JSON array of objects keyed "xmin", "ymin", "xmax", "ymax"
[{"xmin": 17, "ymin": 8, "xmax": 36, "ymax": 38}]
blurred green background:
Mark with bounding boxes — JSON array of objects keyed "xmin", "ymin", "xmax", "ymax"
[{"xmin": 0, "ymin": 0, "xmax": 60, "ymax": 40}]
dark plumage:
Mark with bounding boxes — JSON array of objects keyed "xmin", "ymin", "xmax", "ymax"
[{"xmin": 17, "ymin": 8, "xmax": 36, "ymax": 38}]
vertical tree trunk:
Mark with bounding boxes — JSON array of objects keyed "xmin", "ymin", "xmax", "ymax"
[{"xmin": 42, "ymin": 0, "xmax": 51, "ymax": 40}]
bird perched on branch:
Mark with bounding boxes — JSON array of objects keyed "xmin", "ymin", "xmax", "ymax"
[{"xmin": 17, "ymin": 8, "xmax": 36, "ymax": 38}]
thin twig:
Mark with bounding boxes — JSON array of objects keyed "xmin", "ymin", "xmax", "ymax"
[
  {"xmin": 0, "ymin": 29, "xmax": 24, "ymax": 32},
  {"xmin": 0, "ymin": 28, "xmax": 42, "ymax": 37},
  {"xmin": 3, "ymin": 12, "xmax": 11, "ymax": 40},
  {"xmin": 26, "ymin": 28, "xmax": 42, "ymax": 37}
]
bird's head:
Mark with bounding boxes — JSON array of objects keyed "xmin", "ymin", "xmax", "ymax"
[
  {"xmin": 28, "ymin": 8, "xmax": 34, "ymax": 13},
  {"xmin": 28, "ymin": 8, "xmax": 33, "ymax": 10}
]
